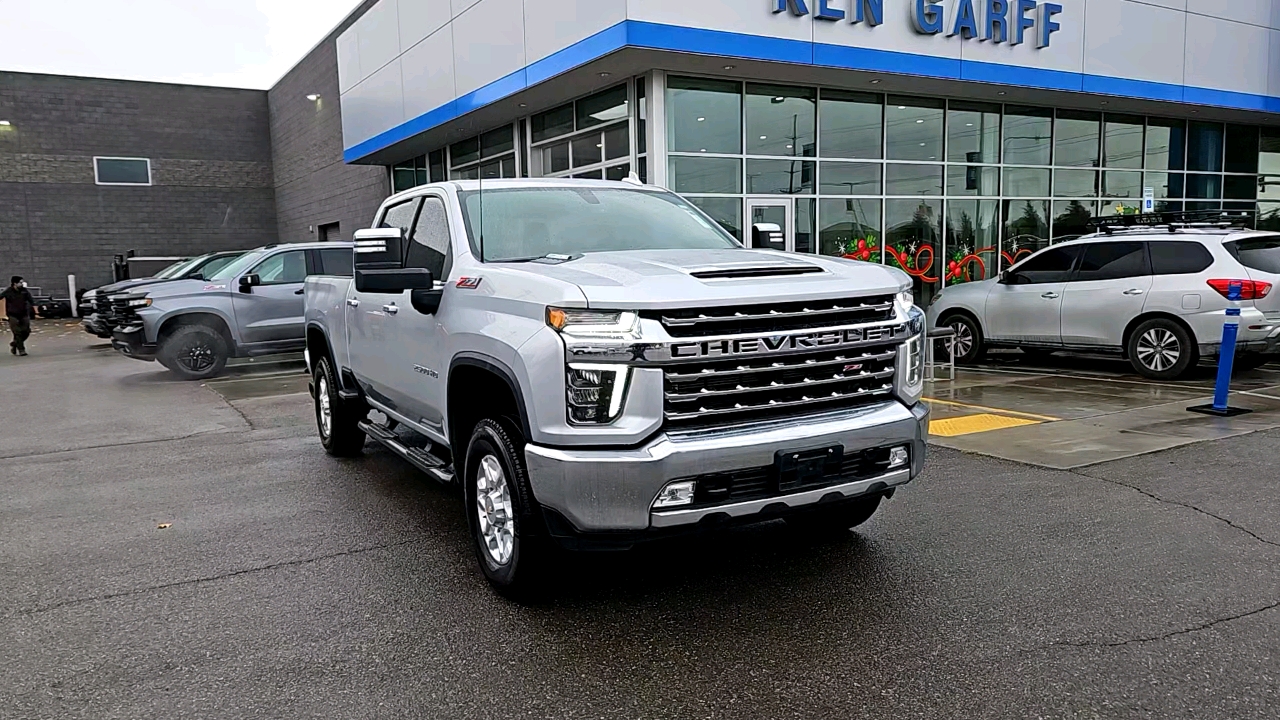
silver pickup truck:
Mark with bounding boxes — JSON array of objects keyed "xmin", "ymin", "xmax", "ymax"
[
  {"xmin": 304, "ymin": 179, "xmax": 929, "ymax": 595},
  {"xmin": 111, "ymin": 242, "xmax": 353, "ymax": 379}
]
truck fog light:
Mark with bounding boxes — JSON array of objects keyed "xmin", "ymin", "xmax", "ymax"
[
  {"xmin": 888, "ymin": 446, "xmax": 909, "ymax": 468},
  {"xmin": 653, "ymin": 480, "xmax": 696, "ymax": 508},
  {"xmin": 566, "ymin": 364, "xmax": 629, "ymax": 424}
]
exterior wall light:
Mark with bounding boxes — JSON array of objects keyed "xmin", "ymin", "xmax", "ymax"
[
  {"xmin": 306, "ymin": 94, "xmax": 320, "ymax": 101},
  {"xmin": 0, "ymin": 120, "xmax": 10, "ymax": 126}
]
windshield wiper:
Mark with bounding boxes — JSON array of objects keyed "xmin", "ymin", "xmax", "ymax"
[{"xmin": 491, "ymin": 253, "xmax": 580, "ymax": 264}]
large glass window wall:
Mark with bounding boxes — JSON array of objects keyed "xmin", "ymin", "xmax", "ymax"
[{"xmin": 663, "ymin": 74, "xmax": 1272, "ymax": 305}]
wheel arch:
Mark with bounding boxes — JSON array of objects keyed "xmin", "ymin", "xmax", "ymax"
[
  {"xmin": 936, "ymin": 307, "xmax": 985, "ymax": 339},
  {"xmin": 447, "ymin": 354, "xmax": 533, "ymax": 470},
  {"xmin": 1122, "ymin": 312, "xmax": 1198, "ymax": 360},
  {"xmin": 158, "ymin": 312, "xmax": 234, "ymax": 351}
]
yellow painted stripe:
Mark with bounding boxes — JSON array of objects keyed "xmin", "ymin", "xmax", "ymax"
[
  {"xmin": 929, "ymin": 413, "xmax": 1041, "ymax": 437},
  {"xmin": 924, "ymin": 397, "xmax": 1061, "ymax": 422}
]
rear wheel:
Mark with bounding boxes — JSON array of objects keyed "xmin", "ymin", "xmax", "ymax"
[
  {"xmin": 1128, "ymin": 319, "xmax": 1197, "ymax": 380},
  {"xmin": 313, "ymin": 356, "xmax": 366, "ymax": 457},
  {"xmin": 158, "ymin": 324, "xmax": 228, "ymax": 380},
  {"xmin": 941, "ymin": 314, "xmax": 984, "ymax": 364},
  {"xmin": 465, "ymin": 419, "xmax": 549, "ymax": 598}
]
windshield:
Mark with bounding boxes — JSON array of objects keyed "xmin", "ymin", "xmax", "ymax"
[
  {"xmin": 194, "ymin": 253, "xmax": 243, "ymax": 278},
  {"xmin": 153, "ymin": 259, "xmax": 195, "ymax": 279},
  {"xmin": 458, "ymin": 187, "xmax": 740, "ymax": 262},
  {"xmin": 208, "ymin": 249, "xmax": 270, "ymax": 282},
  {"xmin": 1227, "ymin": 236, "xmax": 1280, "ymax": 274}
]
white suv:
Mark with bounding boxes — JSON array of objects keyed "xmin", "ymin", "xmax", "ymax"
[{"xmin": 927, "ymin": 218, "xmax": 1280, "ymax": 380}]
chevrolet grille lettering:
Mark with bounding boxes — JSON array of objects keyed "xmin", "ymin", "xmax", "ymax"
[{"xmin": 665, "ymin": 326, "xmax": 900, "ymax": 359}]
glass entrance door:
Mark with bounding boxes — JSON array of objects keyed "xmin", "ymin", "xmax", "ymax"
[{"xmin": 747, "ymin": 199, "xmax": 793, "ymax": 252}]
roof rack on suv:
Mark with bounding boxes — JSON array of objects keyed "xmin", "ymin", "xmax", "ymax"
[{"xmin": 1087, "ymin": 210, "xmax": 1255, "ymax": 235}]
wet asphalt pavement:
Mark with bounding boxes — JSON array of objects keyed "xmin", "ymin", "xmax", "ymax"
[{"xmin": 2, "ymin": 326, "xmax": 1279, "ymax": 718}]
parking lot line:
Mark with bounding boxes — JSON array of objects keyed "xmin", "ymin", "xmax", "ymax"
[
  {"xmin": 929, "ymin": 413, "xmax": 1042, "ymax": 437},
  {"xmin": 924, "ymin": 397, "xmax": 1061, "ymax": 422}
]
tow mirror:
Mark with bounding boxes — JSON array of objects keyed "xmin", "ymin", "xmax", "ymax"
[
  {"xmin": 751, "ymin": 222, "xmax": 784, "ymax": 250},
  {"xmin": 239, "ymin": 274, "xmax": 260, "ymax": 292},
  {"xmin": 355, "ymin": 268, "xmax": 433, "ymax": 294},
  {"xmin": 354, "ymin": 227, "xmax": 406, "ymax": 270}
]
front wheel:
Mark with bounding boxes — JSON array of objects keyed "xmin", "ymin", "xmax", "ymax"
[
  {"xmin": 1128, "ymin": 319, "xmax": 1197, "ymax": 380},
  {"xmin": 314, "ymin": 356, "xmax": 366, "ymax": 457},
  {"xmin": 465, "ymin": 419, "xmax": 549, "ymax": 598},
  {"xmin": 158, "ymin": 324, "xmax": 229, "ymax": 380}
]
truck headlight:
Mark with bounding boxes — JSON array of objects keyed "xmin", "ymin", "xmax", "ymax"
[
  {"xmin": 897, "ymin": 289, "xmax": 914, "ymax": 308},
  {"xmin": 566, "ymin": 363, "xmax": 629, "ymax": 424},
  {"xmin": 547, "ymin": 307, "xmax": 640, "ymax": 339},
  {"xmin": 894, "ymin": 307, "xmax": 926, "ymax": 406},
  {"xmin": 127, "ymin": 296, "xmax": 152, "ymax": 308}
]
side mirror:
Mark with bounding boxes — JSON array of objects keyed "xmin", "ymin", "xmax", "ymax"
[
  {"xmin": 354, "ymin": 268, "xmax": 433, "ymax": 294},
  {"xmin": 353, "ymin": 227, "xmax": 406, "ymax": 270},
  {"xmin": 239, "ymin": 274, "xmax": 260, "ymax": 292},
  {"xmin": 997, "ymin": 270, "xmax": 1010, "ymax": 285},
  {"xmin": 751, "ymin": 222, "xmax": 784, "ymax": 250}
]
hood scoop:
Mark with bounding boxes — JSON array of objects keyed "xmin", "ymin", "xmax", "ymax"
[{"xmin": 689, "ymin": 265, "xmax": 824, "ymax": 280}]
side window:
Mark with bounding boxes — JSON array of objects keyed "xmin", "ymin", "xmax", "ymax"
[
  {"xmin": 1075, "ymin": 242, "xmax": 1150, "ymax": 281},
  {"xmin": 378, "ymin": 199, "xmax": 420, "ymax": 239},
  {"xmin": 405, "ymin": 196, "xmax": 452, "ymax": 280},
  {"xmin": 318, "ymin": 248, "xmax": 354, "ymax": 278},
  {"xmin": 1008, "ymin": 246, "xmax": 1080, "ymax": 284},
  {"xmin": 1150, "ymin": 241, "xmax": 1214, "ymax": 275},
  {"xmin": 252, "ymin": 250, "xmax": 308, "ymax": 285}
]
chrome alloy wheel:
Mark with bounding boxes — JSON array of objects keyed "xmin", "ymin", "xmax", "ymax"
[
  {"xmin": 1136, "ymin": 328, "xmax": 1181, "ymax": 372},
  {"xmin": 476, "ymin": 455, "xmax": 515, "ymax": 566},
  {"xmin": 317, "ymin": 375, "xmax": 332, "ymax": 438},
  {"xmin": 948, "ymin": 319, "xmax": 974, "ymax": 359}
]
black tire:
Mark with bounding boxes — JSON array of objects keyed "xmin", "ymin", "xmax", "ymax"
[
  {"xmin": 940, "ymin": 313, "xmax": 984, "ymax": 364},
  {"xmin": 314, "ymin": 356, "xmax": 366, "ymax": 457},
  {"xmin": 158, "ymin": 324, "xmax": 229, "ymax": 380},
  {"xmin": 1234, "ymin": 354, "xmax": 1272, "ymax": 372},
  {"xmin": 464, "ymin": 419, "xmax": 548, "ymax": 598},
  {"xmin": 785, "ymin": 495, "xmax": 883, "ymax": 534},
  {"xmin": 1128, "ymin": 318, "xmax": 1197, "ymax": 380}
]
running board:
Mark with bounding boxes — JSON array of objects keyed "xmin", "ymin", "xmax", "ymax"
[{"xmin": 359, "ymin": 421, "xmax": 455, "ymax": 484}]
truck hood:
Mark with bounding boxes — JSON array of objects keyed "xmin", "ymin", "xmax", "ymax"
[
  {"xmin": 509, "ymin": 249, "xmax": 909, "ymax": 309},
  {"xmin": 130, "ymin": 278, "xmax": 230, "ymax": 300},
  {"xmin": 98, "ymin": 276, "xmax": 190, "ymax": 295}
]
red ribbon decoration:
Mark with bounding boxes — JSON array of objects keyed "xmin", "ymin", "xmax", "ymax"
[{"xmin": 886, "ymin": 244, "xmax": 938, "ymax": 283}]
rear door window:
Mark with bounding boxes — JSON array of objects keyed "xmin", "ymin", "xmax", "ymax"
[
  {"xmin": 1074, "ymin": 241, "xmax": 1150, "ymax": 281},
  {"xmin": 1008, "ymin": 246, "xmax": 1082, "ymax": 284},
  {"xmin": 1149, "ymin": 241, "xmax": 1214, "ymax": 275},
  {"xmin": 1226, "ymin": 236, "xmax": 1280, "ymax": 274},
  {"xmin": 318, "ymin": 248, "xmax": 354, "ymax": 277}
]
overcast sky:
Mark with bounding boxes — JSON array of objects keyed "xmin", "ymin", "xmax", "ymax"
[{"xmin": 0, "ymin": 0, "xmax": 362, "ymax": 89}]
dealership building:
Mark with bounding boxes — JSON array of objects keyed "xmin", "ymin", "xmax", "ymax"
[
  {"xmin": 3, "ymin": 0, "xmax": 1280, "ymax": 300},
  {"xmin": 335, "ymin": 0, "xmax": 1280, "ymax": 302}
]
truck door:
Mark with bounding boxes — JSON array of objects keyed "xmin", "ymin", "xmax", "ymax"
[
  {"xmin": 232, "ymin": 249, "xmax": 309, "ymax": 346},
  {"xmin": 348, "ymin": 198, "xmax": 421, "ymax": 408},
  {"xmin": 386, "ymin": 194, "xmax": 453, "ymax": 439}
]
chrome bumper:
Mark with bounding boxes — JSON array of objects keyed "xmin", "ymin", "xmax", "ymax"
[{"xmin": 524, "ymin": 401, "xmax": 929, "ymax": 532}]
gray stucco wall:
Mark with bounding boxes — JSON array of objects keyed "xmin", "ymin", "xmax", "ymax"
[
  {"xmin": 0, "ymin": 72, "xmax": 278, "ymax": 293},
  {"xmin": 268, "ymin": 0, "xmax": 389, "ymax": 245}
]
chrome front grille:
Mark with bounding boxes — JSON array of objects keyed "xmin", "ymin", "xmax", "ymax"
[
  {"xmin": 646, "ymin": 295, "xmax": 896, "ymax": 338},
  {"xmin": 663, "ymin": 343, "xmax": 898, "ymax": 428}
]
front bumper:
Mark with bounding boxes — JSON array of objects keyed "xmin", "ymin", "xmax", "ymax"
[
  {"xmin": 524, "ymin": 400, "xmax": 929, "ymax": 534},
  {"xmin": 81, "ymin": 314, "xmax": 112, "ymax": 338},
  {"xmin": 111, "ymin": 324, "xmax": 157, "ymax": 361}
]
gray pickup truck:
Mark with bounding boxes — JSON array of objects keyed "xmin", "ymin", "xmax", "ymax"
[
  {"xmin": 82, "ymin": 251, "xmax": 248, "ymax": 338},
  {"xmin": 304, "ymin": 179, "xmax": 929, "ymax": 595},
  {"xmin": 111, "ymin": 242, "xmax": 353, "ymax": 379}
]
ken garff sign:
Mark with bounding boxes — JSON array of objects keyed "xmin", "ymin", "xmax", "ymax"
[{"xmin": 773, "ymin": 0, "xmax": 1064, "ymax": 49}]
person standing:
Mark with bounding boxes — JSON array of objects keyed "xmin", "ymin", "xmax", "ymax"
[{"xmin": 2, "ymin": 276, "xmax": 35, "ymax": 356}]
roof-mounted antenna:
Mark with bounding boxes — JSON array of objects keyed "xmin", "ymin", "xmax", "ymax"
[{"xmin": 623, "ymin": 171, "xmax": 644, "ymax": 186}]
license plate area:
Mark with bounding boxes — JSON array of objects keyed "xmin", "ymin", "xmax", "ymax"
[{"xmin": 776, "ymin": 445, "xmax": 844, "ymax": 493}]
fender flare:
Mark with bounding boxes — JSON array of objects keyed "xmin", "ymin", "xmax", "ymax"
[{"xmin": 448, "ymin": 353, "xmax": 533, "ymax": 441}]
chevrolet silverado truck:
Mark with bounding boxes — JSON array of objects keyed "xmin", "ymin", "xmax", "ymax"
[
  {"xmin": 82, "ymin": 251, "xmax": 248, "ymax": 339},
  {"xmin": 111, "ymin": 242, "xmax": 353, "ymax": 379},
  {"xmin": 304, "ymin": 179, "xmax": 929, "ymax": 595}
]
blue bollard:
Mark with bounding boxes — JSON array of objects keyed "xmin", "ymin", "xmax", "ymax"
[{"xmin": 1189, "ymin": 280, "xmax": 1253, "ymax": 417}]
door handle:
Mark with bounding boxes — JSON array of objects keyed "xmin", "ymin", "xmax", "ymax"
[
  {"xmin": 346, "ymin": 298, "xmax": 360, "ymax": 308},
  {"xmin": 1041, "ymin": 292, "xmax": 1059, "ymax": 299},
  {"xmin": 382, "ymin": 304, "xmax": 399, "ymax": 315},
  {"xmin": 294, "ymin": 289, "xmax": 305, "ymax": 295},
  {"xmin": 1123, "ymin": 289, "xmax": 1145, "ymax": 296}
]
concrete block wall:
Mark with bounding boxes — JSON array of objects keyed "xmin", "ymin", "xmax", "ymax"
[
  {"xmin": 0, "ymin": 72, "xmax": 278, "ymax": 292},
  {"xmin": 268, "ymin": 0, "xmax": 390, "ymax": 246}
]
